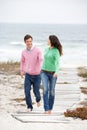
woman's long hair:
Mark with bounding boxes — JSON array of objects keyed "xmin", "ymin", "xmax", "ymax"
[{"xmin": 49, "ymin": 35, "xmax": 63, "ymax": 56}]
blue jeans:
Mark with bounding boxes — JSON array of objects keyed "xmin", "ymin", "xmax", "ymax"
[
  {"xmin": 41, "ymin": 71, "xmax": 57, "ymax": 111},
  {"xmin": 24, "ymin": 73, "xmax": 41, "ymax": 110}
]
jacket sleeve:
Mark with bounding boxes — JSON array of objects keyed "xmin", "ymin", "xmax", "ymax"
[{"xmin": 55, "ymin": 50, "xmax": 60, "ymax": 74}]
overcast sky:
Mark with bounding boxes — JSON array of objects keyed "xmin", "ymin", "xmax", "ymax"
[{"xmin": 0, "ymin": 0, "xmax": 87, "ymax": 24}]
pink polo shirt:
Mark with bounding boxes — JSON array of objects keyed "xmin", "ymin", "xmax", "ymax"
[{"xmin": 20, "ymin": 46, "xmax": 43, "ymax": 75}]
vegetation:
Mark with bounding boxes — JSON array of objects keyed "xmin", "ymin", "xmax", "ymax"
[
  {"xmin": 64, "ymin": 107, "xmax": 87, "ymax": 120},
  {"xmin": 64, "ymin": 67, "xmax": 87, "ymax": 120},
  {"xmin": 78, "ymin": 67, "xmax": 87, "ymax": 78},
  {"xmin": 0, "ymin": 61, "xmax": 20, "ymax": 74}
]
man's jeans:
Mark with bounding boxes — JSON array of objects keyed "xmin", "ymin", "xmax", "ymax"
[
  {"xmin": 24, "ymin": 73, "xmax": 41, "ymax": 110},
  {"xmin": 41, "ymin": 71, "xmax": 57, "ymax": 111}
]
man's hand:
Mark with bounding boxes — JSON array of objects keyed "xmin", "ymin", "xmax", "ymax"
[{"xmin": 20, "ymin": 72, "xmax": 24, "ymax": 78}]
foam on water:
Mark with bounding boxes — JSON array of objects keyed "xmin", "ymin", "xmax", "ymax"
[
  {"xmin": 0, "ymin": 23, "xmax": 87, "ymax": 67},
  {"xmin": 10, "ymin": 41, "xmax": 25, "ymax": 46}
]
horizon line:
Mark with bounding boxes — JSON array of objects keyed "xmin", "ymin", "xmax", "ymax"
[{"xmin": 0, "ymin": 22, "xmax": 87, "ymax": 25}]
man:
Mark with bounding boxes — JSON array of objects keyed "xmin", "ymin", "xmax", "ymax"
[{"xmin": 20, "ymin": 34, "xmax": 43, "ymax": 111}]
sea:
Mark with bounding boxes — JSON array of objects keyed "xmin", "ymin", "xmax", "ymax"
[{"xmin": 0, "ymin": 23, "xmax": 87, "ymax": 68}]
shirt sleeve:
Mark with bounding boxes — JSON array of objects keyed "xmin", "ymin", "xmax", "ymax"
[
  {"xmin": 54, "ymin": 50, "xmax": 60, "ymax": 74},
  {"xmin": 20, "ymin": 51, "xmax": 25, "ymax": 74},
  {"xmin": 38, "ymin": 49, "xmax": 43, "ymax": 69}
]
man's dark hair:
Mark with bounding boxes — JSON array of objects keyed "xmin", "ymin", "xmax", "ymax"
[{"xmin": 24, "ymin": 34, "xmax": 33, "ymax": 42}]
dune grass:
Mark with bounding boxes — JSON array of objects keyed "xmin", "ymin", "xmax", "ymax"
[
  {"xmin": 78, "ymin": 67, "xmax": 87, "ymax": 78},
  {"xmin": 64, "ymin": 107, "xmax": 87, "ymax": 120},
  {"xmin": 0, "ymin": 61, "xmax": 20, "ymax": 74}
]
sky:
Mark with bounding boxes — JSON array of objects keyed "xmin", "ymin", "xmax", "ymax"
[{"xmin": 0, "ymin": 0, "xmax": 87, "ymax": 24}]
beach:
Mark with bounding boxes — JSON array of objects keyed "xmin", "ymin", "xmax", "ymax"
[
  {"xmin": 0, "ymin": 62, "xmax": 87, "ymax": 130},
  {"xmin": 0, "ymin": 62, "xmax": 25, "ymax": 114},
  {"xmin": 0, "ymin": 23, "xmax": 87, "ymax": 129}
]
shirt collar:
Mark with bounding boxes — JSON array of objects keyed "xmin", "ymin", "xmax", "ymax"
[{"xmin": 27, "ymin": 45, "xmax": 35, "ymax": 51}]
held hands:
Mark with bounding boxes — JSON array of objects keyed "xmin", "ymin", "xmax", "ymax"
[{"xmin": 53, "ymin": 73, "xmax": 58, "ymax": 78}]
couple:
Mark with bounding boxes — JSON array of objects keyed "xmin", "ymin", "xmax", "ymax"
[{"xmin": 20, "ymin": 34, "xmax": 62, "ymax": 114}]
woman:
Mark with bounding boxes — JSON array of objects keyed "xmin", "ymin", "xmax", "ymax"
[{"xmin": 41, "ymin": 35, "xmax": 62, "ymax": 114}]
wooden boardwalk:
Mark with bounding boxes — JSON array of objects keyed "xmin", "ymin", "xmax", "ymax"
[{"xmin": 12, "ymin": 68, "xmax": 81, "ymax": 124}]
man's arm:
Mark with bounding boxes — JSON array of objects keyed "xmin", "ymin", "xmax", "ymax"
[
  {"xmin": 20, "ymin": 52, "xmax": 25, "ymax": 78},
  {"xmin": 38, "ymin": 49, "xmax": 43, "ymax": 69}
]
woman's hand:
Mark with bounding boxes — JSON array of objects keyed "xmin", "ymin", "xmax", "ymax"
[{"xmin": 53, "ymin": 73, "xmax": 58, "ymax": 78}]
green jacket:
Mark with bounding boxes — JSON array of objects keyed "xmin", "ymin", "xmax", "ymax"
[{"xmin": 42, "ymin": 47, "xmax": 60, "ymax": 73}]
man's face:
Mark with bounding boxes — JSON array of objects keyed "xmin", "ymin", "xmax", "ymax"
[{"xmin": 25, "ymin": 38, "xmax": 33, "ymax": 49}]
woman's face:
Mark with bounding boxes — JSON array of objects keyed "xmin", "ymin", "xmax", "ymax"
[{"xmin": 48, "ymin": 39, "xmax": 51, "ymax": 46}]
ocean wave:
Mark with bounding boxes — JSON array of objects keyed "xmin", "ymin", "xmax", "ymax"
[
  {"xmin": 10, "ymin": 41, "xmax": 44, "ymax": 46},
  {"xmin": 62, "ymin": 39, "xmax": 87, "ymax": 43},
  {"xmin": 10, "ymin": 42, "xmax": 25, "ymax": 46},
  {"xmin": 33, "ymin": 42, "xmax": 44, "ymax": 46}
]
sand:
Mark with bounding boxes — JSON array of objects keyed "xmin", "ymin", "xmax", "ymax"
[{"xmin": 0, "ymin": 63, "xmax": 87, "ymax": 130}]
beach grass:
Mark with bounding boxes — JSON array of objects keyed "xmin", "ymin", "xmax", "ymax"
[
  {"xmin": 64, "ymin": 107, "xmax": 87, "ymax": 120},
  {"xmin": 64, "ymin": 66, "xmax": 87, "ymax": 120},
  {"xmin": 78, "ymin": 67, "xmax": 87, "ymax": 78},
  {"xmin": 0, "ymin": 61, "xmax": 20, "ymax": 74}
]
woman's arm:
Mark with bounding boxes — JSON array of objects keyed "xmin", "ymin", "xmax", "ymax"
[{"xmin": 53, "ymin": 50, "xmax": 60, "ymax": 77}]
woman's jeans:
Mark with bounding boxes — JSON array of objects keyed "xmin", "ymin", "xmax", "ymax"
[
  {"xmin": 41, "ymin": 71, "xmax": 57, "ymax": 111},
  {"xmin": 24, "ymin": 73, "xmax": 41, "ymax": 110}
]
